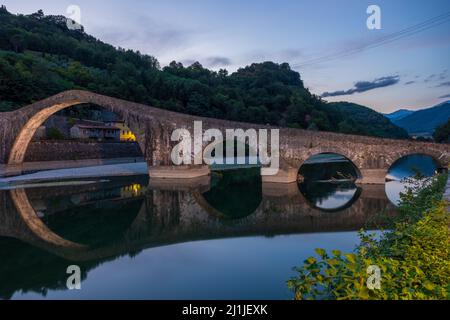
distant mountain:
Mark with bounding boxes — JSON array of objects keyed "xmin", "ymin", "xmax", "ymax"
[
  {"xmin": 390, "ymin": 101, "xmax": 450, "ymax": 137},
  {"xmin": 385, "ymin": 109, "xmax": 414, "ymax": 121}
]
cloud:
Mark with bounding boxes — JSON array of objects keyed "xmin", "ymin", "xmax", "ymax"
[
  {"xmin": 424, "ymin": 74, "xmax": 436, "ymax": 83},
  {"xmin": 436, "ymin": 81, "xmax": 450, "ymax": 87},
  {"xmin": 92, "ymin": 14, "xmax": 199, "ymax": 57},
  {"xmin": 180, "ymin": 59, "xmax": 197, "ymax": 66},
  {"xmin": 424, "ymin": 70, "xmax": 449, "ymax": 84},
  {"xmin": 321, "ymin": 75, "xmax": 400, "ymax": 98},
  {"xmin": 204, "ymin": 56, "xmax": 232, "ymax": 68},
  {"xmin": 278, "ymin": 48, "xmax": 305, "ymax": 60},
  {"xmin": 405, "ymin": 81, "xmax": 415, "ymax": 85},
  {"xmin": 438, "ymin": 69, "xmax": 448, "ymax": 80},
  {"xmin": 439, "ymin": 93, "xmax": 450, "ymax": 99},
  {"xmin": 177, "ymin": 56, "xmax": 232, "ymax": 68}
]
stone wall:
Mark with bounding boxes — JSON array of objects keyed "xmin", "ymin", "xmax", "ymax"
[{"xmin": 24, "ymin": 141, "xmax": 143, "ymax": 162}]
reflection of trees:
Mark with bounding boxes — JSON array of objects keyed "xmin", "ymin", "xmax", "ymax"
[
  {"xmin": 0, "ymin": 237, "xmax": 103, "ymax": 300},
  {"xmin": 25, "ymin": 178, "xmax": 148, "ymax": 247},
  {"xmin": 43, "ymin": 198, "xmax": 142, "ymax": 248},
  {"xmin": 299, "ymin": 181, "xmax": 361, "ymax": 212},
  {"xmin": 0, "ymin": 182, "xmax": 146, "ymax": 299},
  {"xmin": 202, "ymin": 168, "xmax": 262, "ymax": 219}
]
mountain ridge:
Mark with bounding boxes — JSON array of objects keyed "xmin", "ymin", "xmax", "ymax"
[
  {"xmin": 388, "ymin": 101, "xmax": 450, "ymax": 137},
  {"xmin": 385, "ymin": 109, "xmax": 415, "ymax": 121}
]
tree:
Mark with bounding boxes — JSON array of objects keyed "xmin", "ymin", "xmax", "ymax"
[
  {"xmin": 433, "ymin": 120, "xmax": 450, "ymax": 143},
  {"xmin": 30, "ymin": 10, "xmax": 44, "ymax": 20},
  {"xmin": 47, "ymin": 127, "xmax": 65, "ymax": 140}
]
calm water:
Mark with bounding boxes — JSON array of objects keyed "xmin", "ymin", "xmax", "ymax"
[
  {"xmin": 0, "ymin": 155, "xmax": 438, "ymax": 300},
  {"xmin": 386, "ymin": 154, "xmax": 440, "ymax": 204}
]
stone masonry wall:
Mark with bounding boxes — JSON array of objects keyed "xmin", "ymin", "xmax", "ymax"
[{"xmin": 24, "ymin": 141, "xmax": 143, "ymax": 162}]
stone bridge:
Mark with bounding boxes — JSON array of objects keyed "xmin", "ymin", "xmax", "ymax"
[{"xmin": 0, "ymin": 90, "xmax": 448, "ymax": 183}]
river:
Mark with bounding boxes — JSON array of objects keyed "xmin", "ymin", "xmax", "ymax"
[{"xmin": 0, "ymin": 154, "xmax": 439, "ymax": 299}]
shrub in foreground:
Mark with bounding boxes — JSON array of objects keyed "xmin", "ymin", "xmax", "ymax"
[{"xmin": 287, "ymin": 174, "xmax": 449, "ymax": 300}]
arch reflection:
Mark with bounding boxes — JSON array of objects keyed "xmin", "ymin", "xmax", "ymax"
[
  {"xmin": 298, "ymin": 153, "xmax": 361, "ymax": 212},
  {"xmin": 299, "ymin": 182, "xmax": 362, "ymax": 212},
  {"xmin": 26, "ymin": 176, "xmax": 148, "ymax": 247},
  {"xmin": 385, "ymin": 153, "xmax": 440, "ymax": 205},
  {"xmin": 201, "ymin": 168, "xmax": 262, "ymax": 219}
]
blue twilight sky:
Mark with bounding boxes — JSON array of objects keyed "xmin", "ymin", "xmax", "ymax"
[{"xmin": 2, "ymin": 0, "xmax": 450, "ymax": 113}]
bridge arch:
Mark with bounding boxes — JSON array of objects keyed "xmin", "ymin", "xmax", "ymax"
[
  {"xmin": 298, "ymin": 149, "xmax": 363, "ymax": 180},
  {"xmin": 388, "ymin": 150, "xmax": 448, "ymax": 171},
  {"xmin": 8, "ymin": 98, "xmax": 145, "ymax": 166}
]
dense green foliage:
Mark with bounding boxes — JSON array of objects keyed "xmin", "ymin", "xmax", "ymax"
[
  {"xmin": 287, "ymin": 174, "xmax": 449, "ymax": 300},
  {"xmin": 204, "ymin": 168, "xmax": 262, "ymax": 219},
  {"xmin": 0, "ymin": 7, "xmax": 408, "ymax": 138},
  {"xmin": 46, "ymin": 127, "xmax": 64, "ymax": 140},
  {"xmin": 433, "ymin": 119, "xmax": 450, "ymax": 143},
  {"xmin": 325, "ymin": 102, "xmax": 409, "ymax": 138}
]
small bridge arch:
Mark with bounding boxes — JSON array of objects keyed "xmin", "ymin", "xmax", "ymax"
[
  {"xmin": 297, "ymin": 148, "xmax": 364, "ymax": 180},
  {"xmin": 387, "ymin": 150, "xmax": 448, "ymax": 171}
]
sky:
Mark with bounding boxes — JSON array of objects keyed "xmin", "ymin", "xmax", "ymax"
[{"xmin": 2, "ymin": 0, "xmax": 450, "ymax": 113}]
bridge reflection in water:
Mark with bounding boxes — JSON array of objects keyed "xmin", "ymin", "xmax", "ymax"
[{"xmin": 0, "ymin": 173, "xmax": 397, "ymax": 299}]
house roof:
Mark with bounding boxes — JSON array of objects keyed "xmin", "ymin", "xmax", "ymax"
[{"xmin": 74, "ymin": 124, "xmax": 120, "ymax": 130}]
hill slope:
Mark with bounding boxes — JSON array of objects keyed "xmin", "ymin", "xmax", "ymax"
[
  {"xmin": 0, "ymin": 6, "xmax": 408, "ymax": 139},
  {"xmin": 391, "ymin": 101, "xmax": 450, "ymax": 136},
  {"xmin": 325, "ymin": 102, "xmax": 409, "ymax": 138},
  {"xmin": 385, "ymin": 109, "xmax": 414, "ymax": 121}
]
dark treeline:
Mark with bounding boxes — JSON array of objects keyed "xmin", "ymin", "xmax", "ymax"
[
  {"xmin": 433, "ymin": 119, "xmax": 450, "ymax": 143},
  {"xmin": 0, "ymin": 6, "xmax": 408, "ymax": 139}
]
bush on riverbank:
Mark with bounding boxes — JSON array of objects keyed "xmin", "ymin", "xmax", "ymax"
[{"xmin": 287, "ymin": 174, "xmax": 449, "ymax": 300}]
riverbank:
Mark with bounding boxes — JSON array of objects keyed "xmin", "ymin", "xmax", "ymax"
[
  {"xmin": 0, "ymin": 161, "xmax": 148, "ymax": 189},
  {"xmin": 0, "ymin": 157, "xmax": 145, "ymax": 178},
  {"xmin": 288, "ymin": 173, "xmax": 450, "ymax": 300},
  {"xmin": 445, "ymin": 175, "xmax": 450, "ymax": 202}
]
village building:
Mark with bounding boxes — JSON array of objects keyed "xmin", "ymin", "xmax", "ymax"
[
  {"xmin": 70, "ymin": 124, "xmax": 121, "ymax": 141},
  {"xmin": 105, "ymin": 120, "xmax": 137, "ymax": 141}
]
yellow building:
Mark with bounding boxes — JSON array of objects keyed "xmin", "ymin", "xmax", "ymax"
[{"xmin": 106, "ymin": 121, "xmax": 136, "ymax": 141}]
